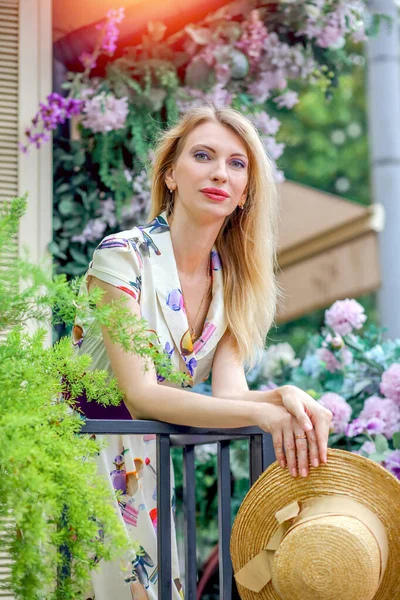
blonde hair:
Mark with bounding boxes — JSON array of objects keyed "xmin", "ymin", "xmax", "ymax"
[{"xmin": 148, "ymin": 106, "xmax": 281, "ymax": 369}]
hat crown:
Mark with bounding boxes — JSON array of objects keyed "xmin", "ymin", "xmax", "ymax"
[{"xmin": 272, "ymin": 515, "xmax": 381, "ymax": 600}]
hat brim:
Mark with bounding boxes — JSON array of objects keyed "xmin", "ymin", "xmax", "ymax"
[{"xmin": 230, "ymin": 448, "xmax": 400, "ymax": 600}]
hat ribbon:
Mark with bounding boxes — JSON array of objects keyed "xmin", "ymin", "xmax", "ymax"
[{"xmin": 234, "ymin": 494, "xmax": 389, "ymax": 593}]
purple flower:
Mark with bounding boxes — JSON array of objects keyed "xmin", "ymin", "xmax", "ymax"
[
  {"xmin": 345, "ymin": 418, "xmax": 365, "ymax": 438},
  {"xmin": 385, "ymin": 450, "xmax": 400, "ymax": 480},
  {"xmin": 274, "ymin": 90, "xmax": 299, "ymax": 109},
  {"xmin": 359, "ymin": 395, "xmax": 400, "ymax": 439},
  {"xmin": 380, "ymin": 363, "xmax": 400, "ymax": 406},
  {"xmin": 325, "ymin": 299, "xmax": 367, "ymax": 336},
  {"xmin": 365, "ymin": 417, "xmax": 385, "ymax": 435},
  {"xmin": 82, "ymin": 93, "xmax": 129, "ymax": 133},
  {"xmin": 359, "ymin": 441, "xmax": 376, "ymax": 456},
  {"xmin": 319, "ymin": 392, "xmax": 352, "ymax": 434},
  {"xmin": 316, "ymin": 347, "xmax": 341, "ymax": 373},
  {"xmin": 236, "ymin": 10, "xmax": 268, "ymax": 71}
]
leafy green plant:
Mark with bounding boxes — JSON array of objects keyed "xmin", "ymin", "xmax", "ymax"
[{"xmin": 0, "ymin": 195, "xmax": 187, "ymax": 599}]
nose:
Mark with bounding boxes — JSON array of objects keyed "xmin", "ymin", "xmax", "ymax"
[{"xmin": 211, "ymin": 160, "xmax": 228, "ymax": 183}]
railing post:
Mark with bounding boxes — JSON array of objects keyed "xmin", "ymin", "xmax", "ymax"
[
  {"xmin": 217, "ymin": 440, "xmax": 232, "ymax": 599},
  {"xmin": 157, "ymin": 434, "xmax": 172, "ymax": 599},
  {"xmin": 249, "ymin": 433, "xmax": 275, "ymax": 485},
  {"xmin": 183, "ymin": 444, "xmax": 197, "ymax": 598}
]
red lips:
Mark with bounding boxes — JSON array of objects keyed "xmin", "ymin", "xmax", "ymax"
[{"xmin": 200, "ymin": 187, "xmax": 230, "ymax": 198}]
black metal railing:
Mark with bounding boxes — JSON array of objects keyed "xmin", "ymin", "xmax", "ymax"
[{"xmin": 80, "ymin": 420, "xmax": 275, "ymax": 599}]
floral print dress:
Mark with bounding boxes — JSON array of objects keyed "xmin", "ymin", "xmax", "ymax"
[{"xmin": 73, "ymin": 211, "xmax": 227, "ymax": 599}]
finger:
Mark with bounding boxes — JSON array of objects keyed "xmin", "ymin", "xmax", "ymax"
[
  {"xmin": 272, "ymin": 431, "xmax": 286, "ymax": 469},
  {"xmin": 294, "ymin": 429, "xmax": 309, "ymax": 477},
  {"xmin": 283, "ymin": 396, "xmax": 313, "ymax": 433},
  {"xmin": 306, "ymin": 427, "xmax": 320, "ymax": 468},
  {"xmin": 283, "ymin": 425, "xmax": 297, "ymax": 477},
  {"xmin": 315, "ymin": 409, "xmax": 332, "ymax": 464}
]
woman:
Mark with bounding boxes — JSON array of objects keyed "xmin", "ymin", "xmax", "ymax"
[{"xmin": 75, "ymin": 106, "xmax": 332, "ymax": 599}]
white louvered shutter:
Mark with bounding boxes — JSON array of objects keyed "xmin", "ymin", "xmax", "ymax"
[{"xmin": 0, "ymin": 1, "xmax": 18, "ymax": 598}]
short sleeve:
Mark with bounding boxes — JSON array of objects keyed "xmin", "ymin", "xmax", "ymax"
[{"xmin": 87, "ymin": 232, "xmax": 143, "ymax": 301}]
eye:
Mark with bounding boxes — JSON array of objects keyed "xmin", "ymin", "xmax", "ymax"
[
  {"xmin": 194, "ymin": 151, "xmax": 210, "ymax": 161},
  {"xmin": 230, "ymin": 159, "xmax": 246, "ymax": 169}
]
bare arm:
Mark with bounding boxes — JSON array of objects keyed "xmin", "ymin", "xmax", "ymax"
[
  {"xmin": 211, "ymin": 330, "xmax": 333, "ymax": 468},
  {"xmin": 89, "ymin": 277, "xmax": 264, "ymax": 429}
]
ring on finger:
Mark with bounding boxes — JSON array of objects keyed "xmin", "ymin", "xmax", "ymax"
[{"xmin": 295, "ymin": 433, "xmax": 307, "ymax": 440}]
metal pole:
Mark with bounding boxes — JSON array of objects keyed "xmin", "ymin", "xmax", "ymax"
[{"xmin": 367, "ymin": 0, "xmax": 400, "ymax": 337}]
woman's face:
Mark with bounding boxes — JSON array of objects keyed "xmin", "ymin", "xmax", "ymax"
[{"xmin": 166, "ymin": 120, "xmax": 249, "ymax": 221}]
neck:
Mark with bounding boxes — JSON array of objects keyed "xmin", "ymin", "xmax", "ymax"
[{"xmin": 167, "ymin": 205, "xmax": 223, "ymax": 279}]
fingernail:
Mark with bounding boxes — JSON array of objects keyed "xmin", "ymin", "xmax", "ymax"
[
  {"xmin": 291, "ymin": 468, "xmax": 297, "ymax": 477},
  {"xmin": 280, "ymin": 460, "xmax": 286, "ymax": 469},
  {"xmin": 312, "ymin": 458, "xmax": 319, "ymax": 467},
  {"xmin": 301, "ymin": 468, "xmax": 308, "ymax": 478},
  {"xmin": 304, "ymin": 422, "xmax": 313, "ymax": 432}
]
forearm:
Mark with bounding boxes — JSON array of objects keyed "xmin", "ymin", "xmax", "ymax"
[
  {"xmin": 214, "ymin": 386, "xmax": 283, "ymax": 405},
  {"xmin": 125, "ymin": 383, "xmax": 260, "ymax": 429}
]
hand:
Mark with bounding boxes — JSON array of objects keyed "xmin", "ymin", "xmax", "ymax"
[
  {"xmin": 275, "ymin": 385, "xmax": 333, "ymax": 466},
  {"xmin": 255, "ymin": 403, "xmax": 318, "ymax": 478}
]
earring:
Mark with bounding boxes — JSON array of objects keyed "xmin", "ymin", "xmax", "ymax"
[{"xmin": 238, "ymin": 202, "xmax": 244, "ymax": 210}]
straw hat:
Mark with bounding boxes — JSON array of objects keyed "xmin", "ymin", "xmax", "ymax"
[{"xmin": 230, "ymin": 449, "xmax": 400, "ymax": 600}]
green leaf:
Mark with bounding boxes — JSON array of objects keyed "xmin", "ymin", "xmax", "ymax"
[
  {"xmin": 374, "ymin": 434, "xmax": 389, "ymax": 454},
  {"xmin": 367, "ymin": 452, "xmax": 387, "ymax": 463},
  {"xmin": 58, "ymin": 195, "xmax": 75, "ymax": 216},
  {"xmin": 47, "ymin": 240, "xmax": 67, "ymax": 260},
  {"xmin": 63, "ymin": 217, "xmax": 82, "ymax": 231},
  {"xmin": 392, "ymin": 431, "xmax": 400, "ymax": 450},
  {"xmin": 69, "ymin": 247, "xmax": 90, "ymax": 266}
]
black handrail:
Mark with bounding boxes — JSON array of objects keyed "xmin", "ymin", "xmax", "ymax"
[{"xmin": 80, "ymin": 420, "xmax": 275, "ymax": 599}]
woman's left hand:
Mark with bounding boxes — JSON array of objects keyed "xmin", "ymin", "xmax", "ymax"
[{"xmin": 271, "ymin": 385, "xmax": 333, "ymax": 465}]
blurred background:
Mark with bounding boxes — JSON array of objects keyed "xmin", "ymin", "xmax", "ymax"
[{"xmin": 2, "ymin": 1, "xmax": 400, "ymax": 598}]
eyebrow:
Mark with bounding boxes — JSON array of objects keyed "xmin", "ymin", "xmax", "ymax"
[{"xmin": 190, "ymin": 144, "xmax": 248, "ymax": 160}]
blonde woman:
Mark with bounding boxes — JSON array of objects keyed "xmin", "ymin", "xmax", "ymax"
[{"xmin": 75, "ymin": 106, "xmax": 332, "ymax": 599}]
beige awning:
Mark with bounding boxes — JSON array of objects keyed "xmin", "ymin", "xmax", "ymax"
[{"xmin": 276, "ymin": 181, "xmax": 385, "ymax": 323}]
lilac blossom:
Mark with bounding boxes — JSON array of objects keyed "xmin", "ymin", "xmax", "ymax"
[
  {"xmin": 385, "ymin": 450, "xmax": 400, "ymax": 480},
  {"xmin": 380, "ymin": 363, "xmax": 400, "ymax": 405},
  {"xmin": 319, "ymin": 392, "xmax": 352, "ymax": 434},
  {"xmin": 251, "ymin": 111, "xmax": 281, "ymax": 136},
  {"xmin": 96, "ymin": 7, "xmax": 125, "ymax": 55},
  {"xmin": 325, "ymin": 298, "xmax": 367, "ymax": 336},
  {"xmin": 121, "ymin": 168, "xmax": 152, "ymax": 222},
  {"xmin": 82, "ymin": 93, "xmax": 129, "ymax": 133},
  {"xmin": 97, "ymin": 197, "xmax": 117, "ymax": 228},
  {"xmin": 236, "ymin": 9, "xmax": 268, "ymax": 70},
  {"xmin": 274, "ymin": 90, "xmax": 299, "ymax": 109},
  {"xmin": 20, "ymin": 93, "xmax": 83, "ymax": 152},
  {"xmin": 358, "ymin": 440, "xmax": 376, "ymax": 456},
  {"xmin": 72, "ymin": 218, "xmax": 107, "ymax": 244}
]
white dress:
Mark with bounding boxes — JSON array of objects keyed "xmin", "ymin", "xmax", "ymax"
[{"xmin": 73, "ymin": 211, "xmax": 227, "ymax": 599}]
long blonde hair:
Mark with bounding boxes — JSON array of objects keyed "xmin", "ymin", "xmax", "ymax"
[{"xmin": 148, "ymin": 106, "xmax": 281, "ymax": 369}]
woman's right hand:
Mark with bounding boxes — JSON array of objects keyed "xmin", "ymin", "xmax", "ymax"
[{"xmin": 254, "ymin": 403, "xmax": 320, "ymax": 478}]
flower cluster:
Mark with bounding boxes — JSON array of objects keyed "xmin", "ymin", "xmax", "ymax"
[
  {"xmin": 81, "ymin": 92, "xmax": 129, "ymax": 133},
  {"xmin": 20, "ymin": 94, "xmax": 82, "ymax": 153},
  {"xmin": 252, "ymin": 298, "xmax": 400, "ymax": 480},
  {"xmin": 22, "ymin": 9, "xmax": 126, "ymax": 153}
]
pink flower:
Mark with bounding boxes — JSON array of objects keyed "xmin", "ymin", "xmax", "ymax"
[
  {"xmin": 345, "ymin": 418, "xmax": 365, "ymax": 438},
  {"xmin": 274, "ymin": 90, "xmax": 299, "ymax": 109},
  {"xmin": 316, "ymin": 348, "xmax": 340, "ymax": 373},
  {"xmin": 359, "ymin": 395, "xmax": 400, "ymax": 439},
  {"xmin": 385, "ymin": 450, "xmax": 400, "ymax": 479},
  {"xmin": 82, "ymin": 93, "xmax": 129, "ymax": 133},
  {"xmin": 319, "ymin": 392, "xmax": 352, "ymax": 434},
  {"xmin": 236, "ymin": 10, "xmax": 268, "ymax": 70},
  {"xmin": 380, "ymin": 363, "xmax": 400, "ymax": 406},
  {"xmin": 325, "ymin": 299, "xmax": 367, "ymax": 336}
]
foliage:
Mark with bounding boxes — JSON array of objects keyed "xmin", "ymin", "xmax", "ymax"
[
  {"xmin": 0, "ymin": 196, "xmax": 187, "ymax": 599},
  {"xmin": 21, "ymin": 1, "xmax": 386, "ymax": 276}
]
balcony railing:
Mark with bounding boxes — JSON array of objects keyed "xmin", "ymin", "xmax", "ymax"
[{"xmin": 80, "ymin": 420, "xmax": 275, "ymax": 599}]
